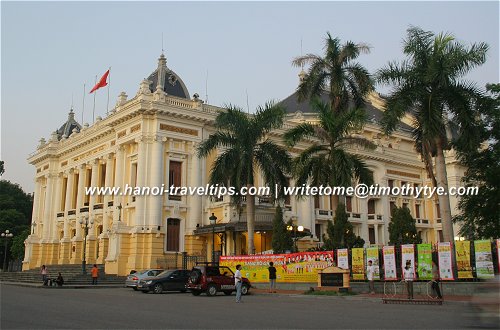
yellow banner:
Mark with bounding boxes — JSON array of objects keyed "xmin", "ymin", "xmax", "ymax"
[
  {"xmin": 220, "ymin": 252, "xmax": 334, "ymax": 283},
  {"xmin": 455, "ymin": 241, "xmax": 472, "ymax": 279},
  {"xmin": 352, "ymin": 248, "xmax": 365, "ymax": 280}
]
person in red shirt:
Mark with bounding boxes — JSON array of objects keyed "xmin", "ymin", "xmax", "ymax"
[{"xmin": 91, "ymin": 264, "xmax": 99, "ymax": 285}]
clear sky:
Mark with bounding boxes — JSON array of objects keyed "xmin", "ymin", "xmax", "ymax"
[{"xmin": 1, "ymin": 1, "xmax": 499, "ymax": 192}]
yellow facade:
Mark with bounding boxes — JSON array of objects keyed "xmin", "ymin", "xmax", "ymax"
[{"xmin": 23, "ymin": 54, "xmax": 464, "ymax": 275}]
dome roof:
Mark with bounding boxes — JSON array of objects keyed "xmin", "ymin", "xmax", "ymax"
[
  {"xmin": 147, "ymin": 54, "xmax": 189, "ymax": 99},
  {"xmin": 57, "ymin": 109, "xmax": 81, "ymax": 140}
]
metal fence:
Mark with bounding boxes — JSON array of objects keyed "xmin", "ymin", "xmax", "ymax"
[{"xmin": 156, "ymin": 252, "xmax": 207, "ymax": 270}]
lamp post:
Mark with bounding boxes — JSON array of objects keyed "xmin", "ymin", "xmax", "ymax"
[
  {"xmin": 79, "ymin": 216, "xmax": 94, "ymax": 274},
  {"xmin": 209, "ymin": 213, "xmax": 217, "ymax": 263},
  {"xmin": 287, "ymin": 225, "xmax": 304, "ymax": 252},
  {"xmin": 1, "ymin": 230, "xmax": 14, "ymax": 272}
]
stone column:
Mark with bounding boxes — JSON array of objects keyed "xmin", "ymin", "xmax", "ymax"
[
  {"xmin": 103, "ymin": 153, "xmax": 115, "ymax": 233},
  {"xmin": 374, "ymin": 223, "xmax": 379, "ymax": 245},
  {"xmin": 134, "ymin": 137, "xmax": 147, "ymax": 228},
  {"xmin": 75, "ymin": 164, "xmax": 87, "ymax": 239},
  {"xmin": 359, "ymin": 198, "xmax": 369, "ymax": 246},
  {"xmin": 88, "ymin": 159, "xmax": 100, "ymax": 215},
  {"xmin": 380, "ymin": 176, "xmax": 391, "ymax": 245},
  {"xmin": 63, "ymin": 169, "xmax": 74, "ymax": 239},
  {"xmin": 188, "ymin": 141, "xmax": 201, "ymax": 231},
  {"xmin": 148, "ymin": 135, "xmax": 164, "ymax": 228},
  {"xmin": 42, "ymin": 174, "xmax": 55, "ymax": 240},
  {"xmin": 32, "ymin": 178, "xmax": 42, "ymax": 236},
  {"xmin": 113, "ymin": 146, "xmax": 125, "ymax": 224}
]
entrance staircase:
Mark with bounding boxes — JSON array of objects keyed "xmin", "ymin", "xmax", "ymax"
[{"xmin": 0, "ymin": 264, "xmax": 126, "ymax": 286}]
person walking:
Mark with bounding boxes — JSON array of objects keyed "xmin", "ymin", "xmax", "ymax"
[
  {"xmin": 91, "ymin": 264, "xmax": 99, "ymax": 285},
  {"xmin": 41, "ymin": 265, "xmax": 48, "ymax": 286},
  {"xmin": 366, "ymin": 260, "xmax": 375, "ymax": 294},
  {"xmin": 431, "ymin": 261, "xmax": 443, "ymax": 299},
  {"xmin": 403, "ymin": 262, "xmax": 414, "ymax": 300},
  {"xmin": 268, "ymin": 262, "xmax": 277, "ymax": 293},
  {"xmin": 235, "ymin": 264, "xmax": 243, "ymax": 303}
]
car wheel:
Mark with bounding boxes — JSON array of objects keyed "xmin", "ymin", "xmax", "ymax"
[
  {"xmin": 141, "ymin": 290, "xmax": 149, "ymax": 293},
  {"xmin": 191, "ymin": 290, "xmax": 201, "ymax": 296},
  {"xmin": 241, "ymin": 284, "xmax": 249, "ymax": 295},
  {"xmin": 206, "ymin": 284, "xmax": 218, "ymax": 296},
  {"xmin": 223, "ymin": 290, "xmax": 232, "ymax": 296},
  {"xmin": 153, "ymin": 283, "xmax": 163, "ymax": 294},
  {"xmin": 133, "ymin": 287, "xmax": 138, "ymax": 291}
]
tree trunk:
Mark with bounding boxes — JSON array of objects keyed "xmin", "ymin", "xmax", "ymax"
[
  {"xmin": 246, "ymin": 185, "xmax": 255, "ymax": 255},
  {"xmin": 435, "ymin": 143, "xmax": 454, "ymax": 242}
]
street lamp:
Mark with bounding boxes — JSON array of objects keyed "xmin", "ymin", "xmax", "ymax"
[
  {"xmin": 78, "ymin": 216, "xmax": 94, "ymax": 274},
  {"xmin": 209, "ymin": 213, "xmax": 217, "ymax": 263},
  {"xmin": 1, "ymin": 230, "xmax": 14, "ymax": 271},
  {"xmin": 287, "ymin": 225, "xmax": 304, "ymax": 252}
]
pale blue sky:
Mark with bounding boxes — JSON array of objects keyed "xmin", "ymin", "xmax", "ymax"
[{"xmin": 1, "ymin": 1, "xmax": 499, "ymax": 192}]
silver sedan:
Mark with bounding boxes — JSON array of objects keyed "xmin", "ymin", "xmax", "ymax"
[{"xmin": 125, "ymin": 269, "xmax": 163, "ymax": 290}]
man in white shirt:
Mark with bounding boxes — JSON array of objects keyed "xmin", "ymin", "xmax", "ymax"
[
  {"xmin": 366, "ymin": 260, "xmax": 375, "ymax": 294},
  {"xmin": 235, "ymin": 264, "xmax": 243, "ymax": 303},
  {"xmin": 403, "ymin": 261, "xmax": 414, "ymax": 299}
]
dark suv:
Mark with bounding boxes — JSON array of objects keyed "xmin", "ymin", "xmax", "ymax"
[{"xmin": 186, "ymin": 263, "xmax": 251, "ymax": 296}]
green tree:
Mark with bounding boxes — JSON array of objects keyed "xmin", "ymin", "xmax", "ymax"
[
  {"xmin": 198, "ymin": 102, "xmax": 291, "ymax": 254},
  {"xmin": 10, "ymin": 228, "xmax": 30, "ymax": 260},
  {"xmin": 284, "ymin": 99, "xmax": 375, "ymax": 190},
  {"xmin": 377, "ymin": 26, "xmax": 488, "ymax": 242},
  {"xmin": 322, "ymin": 219, "xmax": 335, "ymax": 250},
  {"xmin": 271, "ymin": 206, "xmax": 293, "ymax": 253},
  {"xmin": 293, "ymin": 32, "xmax": 374, "ymax": 113},
  {"xmin": 454, "ymin": 83, "xmax": 500, "ymax": 239},
  {"xmin": 330, "ymin": 203, "xmax": 364, "ymax": 248},
  {"xmin": 388, "ymin": 206, "xmax": 422, "ymax": 245},
  {"xmin": 0, "ymin": 160, "xmax": 4, "ymax": 176}
]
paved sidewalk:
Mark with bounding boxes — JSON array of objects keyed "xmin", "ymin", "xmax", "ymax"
[
  {"xmin": 0, "ymin": 281, "xmax": 124, "ymax": 289},
  {"xmin": 251, "ymin": 287, "xmax": 472, "ymax": 304}
]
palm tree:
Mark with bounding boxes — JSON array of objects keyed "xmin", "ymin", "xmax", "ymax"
[
  {"xmin": 377, "ymin": 26, "xmax": 488, "ymax": 242},
  {"xmin": 292, "ymin": 32, "xmax": 374, "ymax": 113},
  {"xmin": 197, "ymin": 102, "xmax": 291, "ymax": 255},
  {"xmin": 284, "ymin": 99, "xmax": 375, "ymax": 193}
]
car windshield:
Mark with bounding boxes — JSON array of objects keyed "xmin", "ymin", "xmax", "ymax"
[{"xmin": 157, "ymin": 270, "xmax": 174, "ymax": 277}]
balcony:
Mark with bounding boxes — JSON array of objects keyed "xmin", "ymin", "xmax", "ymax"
[
  {"xmin": 415, "ymin": 218, "xmax": 431, "ymax": 227},
  {"xmin": 57, "ymin": 212, "xmax": 64, "ymax": 218},
  {"xmin": 315, "ymin": 209, "xmax": 332, "ymax": 219},
  {"xmin": 367, "ymin": 214, "xmax": 383, "ymax": 221}
]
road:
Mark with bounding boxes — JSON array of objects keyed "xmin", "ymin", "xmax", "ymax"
[{"xmin": 1, "ymin": 284, "xmax": 473, "ymax": 329}]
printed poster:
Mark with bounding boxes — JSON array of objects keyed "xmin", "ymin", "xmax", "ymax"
[
  {"xmin": 337, "ymin": 249, "xmax": 349, "ymax": 270},
  {"xmin": 220, "ymin": 251, "xmax": 334, "ymax": 283},
  {"xmin": 455, "ymin": 240, "xmax": 473, "ymax": 279},
  {"xmin": 497, "ymin": 239, "xmax": 500, "ymax": 274},
  {"xmin": 417, "ymin": 244, "xmax": 432, "ymax": 280},
  {"xmin": 474, "ymin": 240, "xmax": 494, "ymax": 279},
  {"xmin": 382, "ymin": 245, "xmax": 397, "ymax": 280},
  {"xmin": 401, "ymin": 244, "xmax": 415, "ymax": 280},
  {"xmin": 366, "ymin": 246, "xmax": 380, "ymax": 280},
  {"xmin": 352, "ymin": 248, "xmax": 365, "ymax": 280},
  {"xmin": 438, "ymin": 242, "xmax": 454, "ymax": 280}
]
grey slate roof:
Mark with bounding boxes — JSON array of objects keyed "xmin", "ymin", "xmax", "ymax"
[
  {"xmin": 57, "ymin": 109, "xmax": 82, "ymax": 140},
  {"xmin": 147, "ymin": 69, "xmax": 190, "ymax": 99},
  {"xmin": 279, "ymin": 91, "xmax": 414, "ymax": 133}
]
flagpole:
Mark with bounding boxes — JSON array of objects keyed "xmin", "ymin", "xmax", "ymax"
[
  {"xmin": 106, "ymin": 67, "xmax": 111, "ymax": 116},
  {"xmin": 92, "ymin": 75, "xmax": 97, "ymax": 123},
  {"xmin": 82, "ymin": 83, "xmax": 86, "ymax": 124}
]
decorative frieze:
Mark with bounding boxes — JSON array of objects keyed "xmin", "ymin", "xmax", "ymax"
[
  {"xmin": 160, "ymin": 123, "xmax": 198, "ymax": 137},
  {"xmin": 386, "ymin": 169, "xmax": 420, "ymax": 179}
]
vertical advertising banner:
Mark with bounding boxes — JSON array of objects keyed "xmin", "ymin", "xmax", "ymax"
[
  {"xmin": 366, "ymin": 246, "xmax": 380, "ymax": 280},
  {"xmin": 220, "ymin": 251, "xmax": 335, "ymax": 283},
  {"xmin": 382, "ymin": 245, "xmax": 397, "ymax": 280},
  {"xmin": 417, "ymin": 244, "xmax": 432, "ymax": 280},
  {"xmin": 474, "ymin": 240, "xmax": 494, "ymax": 279},
  {"xmin": 352, "ymin": 248, "xmax": 365, "ymax": 280},
  {"xmin": 337, "ymin": 249, "xmax": 349, "ymax": 270},
  {"xmin": 497, "ymin": 239, "xmax": 500, "ymax": 274},
  {"xmin": 401, "ymin": 244, "xmax": 415, "ymax": 280},
  {"xmin": 438, "ymin": 242, "xmax": 454, "ymax": 280},
  {"xmin": 455, "ymin": 240, "xmax": 473, "ymax": 279}
]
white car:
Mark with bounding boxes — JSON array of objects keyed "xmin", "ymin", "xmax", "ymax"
[{"xmin": 125, "ymin": 269, "xmax": 163, "ymax": 290}]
